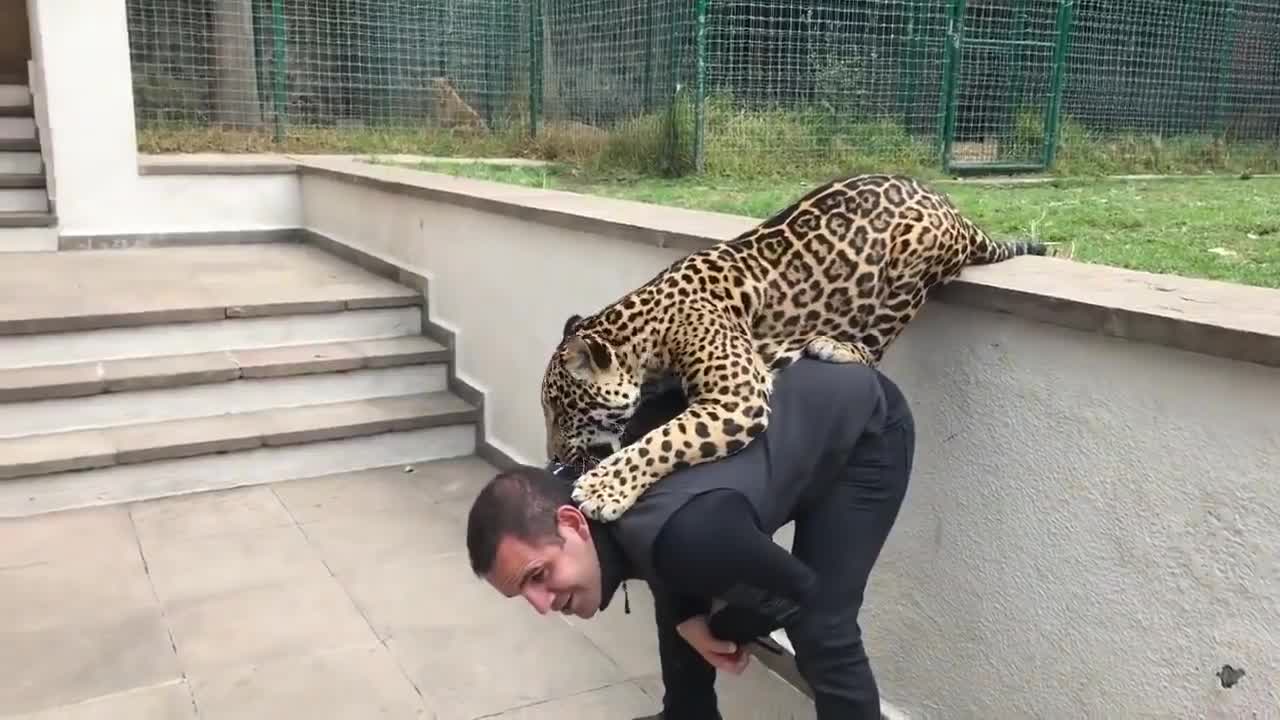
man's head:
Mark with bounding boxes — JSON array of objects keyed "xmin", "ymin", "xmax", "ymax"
[
  {"xmin": 467, "ymin": 372, "xmax": 690, "ymax": 618},
  {"xmin": 466, "ymin": 464, "xmax": 604, "ymax": 618}
]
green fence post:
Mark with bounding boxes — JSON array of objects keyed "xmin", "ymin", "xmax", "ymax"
[
  {"xmin": 694, "ymin": 0, "xmax": 709, "ymax": 173},
  {"xmin": 643, "ymin": 0, "xmax": 655, "ymax": 113},
  {"xmin": 663, "ymin": 5, "xmax": 680, "ymax": 175},
  {"xmin": 1006, "ymin": 0, "xmax": 1030, "ymax": 149},
  {"xmin": 528, "ymin": 0, "xmax": 543, "ymax": 138},
  {"xmin": 937, "ymin": 0, "xmax": 967, "ymax": 169},
  {"xmin": 1213, "ymin": 0, "xmax": 1240, "ymax": 138},
  {"xmin": 896, "ymin": 0, "xmax": 916, "ymax": 124},
  {"xmin": 1040, "ymin": 0, "xmax": 1075, "ymax": 169},
  {"xmin": 271, "ymin": 0, "xmax": 286, "ymax": 144}
]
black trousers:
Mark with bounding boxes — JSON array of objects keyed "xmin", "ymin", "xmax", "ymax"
[{"xmin": 650, "ymin": 414, "xmax": 915, "ymax": 720}]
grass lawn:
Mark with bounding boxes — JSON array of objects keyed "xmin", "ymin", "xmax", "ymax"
[{"xmin": 403, "ymin": 162, "xmax": 1280, "ymax": 290}]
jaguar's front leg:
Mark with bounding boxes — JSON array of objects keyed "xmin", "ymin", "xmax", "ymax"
[
  {"xmin": 572, "ymin": 396, "xmax": 769, "ymax": 521},
  {"xmin": 574, "ymin": 335, "xmax": 774, "ymax": 522}
]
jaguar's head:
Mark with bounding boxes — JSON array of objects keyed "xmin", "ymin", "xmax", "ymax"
[{"xmin": 540, "ymin": 314, "xmax": 642, "ymax": 471}]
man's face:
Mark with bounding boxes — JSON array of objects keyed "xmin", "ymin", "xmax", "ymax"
[{"xmin": 483, "ymin": 505, "xmax": 603, "ymax": 619}]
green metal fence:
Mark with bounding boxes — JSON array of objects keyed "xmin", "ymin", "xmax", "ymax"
[{"xmin": 126, "ymin": 0, "xmax": 1280, "ymax": 177}]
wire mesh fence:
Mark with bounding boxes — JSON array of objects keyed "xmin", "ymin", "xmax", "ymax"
[{"xmin": 126, "ymin": 0, "xmax": 1280, "ymax": 178}]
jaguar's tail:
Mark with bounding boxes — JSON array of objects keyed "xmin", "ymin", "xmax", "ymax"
[{"xmin": 967, "ymin": 226, "xmax": 1048, "ymax": 265}]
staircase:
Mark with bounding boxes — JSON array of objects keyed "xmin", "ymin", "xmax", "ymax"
[
  {"xmin": 0, "ymin": 243, "xmax": 482, "ymax": 518},
  {"xmin": 0, "ymin": 76, "xmax": 54, "ymax": 251}
]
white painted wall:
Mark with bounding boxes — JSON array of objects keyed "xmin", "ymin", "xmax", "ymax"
[
  {"xmin": 27, "ymin": 0, "xmax": 299, "ymax": 236},
  {"xmin": 301, "ymin": 171, "xmax": 1280, "ymax": 719}
]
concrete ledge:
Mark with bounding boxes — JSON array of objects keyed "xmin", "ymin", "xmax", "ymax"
[
  {"xmin": 137, "ymin": 153, "xmax": 300, "ymax": 176},
  {"xmin": 59, "ymin": 228, "xmax": 304, "ymax": 250},
  {"xmin": 135, "ymin": 153, "xmax": 552, "ymax": 177},
  {"xmin": 295, "ymin": 156, "xmax": 1280, "ymax": 370}
]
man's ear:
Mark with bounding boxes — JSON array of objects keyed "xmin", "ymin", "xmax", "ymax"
[
  {"xmin": 561, "ymin": 335, "xmax": 612, "ymax": 381},
  {"xmin": 555, "ymin": 504, "xmax": 590, "ymax": 540}
]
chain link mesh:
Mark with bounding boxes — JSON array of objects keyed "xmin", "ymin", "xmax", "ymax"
[{"xmin": 126, "ymin": 0, "xmax": 1280, "ymax": 177}]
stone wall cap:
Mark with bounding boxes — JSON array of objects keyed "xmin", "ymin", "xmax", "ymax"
[{"xmin": 294, "ymin": 156, "xmax": 1280, "ymax": 370}]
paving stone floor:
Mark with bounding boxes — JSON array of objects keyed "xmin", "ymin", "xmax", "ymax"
[{"xmin": 0, "ymin": 456, "xmax": 814, "ymax": 719}]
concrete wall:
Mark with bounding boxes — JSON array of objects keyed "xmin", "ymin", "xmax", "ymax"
[
  {"xmin": 27, "ymin": 0, "xmax": 300, "ymax": 237},
  {"xmin": 298, "ymin": 161, "xmax": 1280, "ymax": 719}
]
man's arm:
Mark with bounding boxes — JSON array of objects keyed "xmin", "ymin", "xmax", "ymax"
[{"xmin": 651, "ymin": 489, "xmax": 818, "ymax": 633}]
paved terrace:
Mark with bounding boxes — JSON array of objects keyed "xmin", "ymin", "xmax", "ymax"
[{"xmin": 0, "ymin": 458, "xmax": 814, "ymax": 719}]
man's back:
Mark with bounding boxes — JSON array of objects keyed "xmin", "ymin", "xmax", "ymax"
[{"xmin": 609, "ymin": 357, "xmax": 908, "ymax": 580}]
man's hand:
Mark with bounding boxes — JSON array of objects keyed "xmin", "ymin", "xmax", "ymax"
[
  {"xmin": 676, "ymin": 615, "xmax": 750, "ymax": 675},
  {"xmin": 707, "ymin": 604, "xmax": 783, "ymax": 645}
]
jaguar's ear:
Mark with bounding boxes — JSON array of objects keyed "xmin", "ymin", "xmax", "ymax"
[
  {"xmin": 561, "ymin": 334, "xmax": 612, "ymax": 381},
  {"xmin": 562, "ymin": 314, "xmax": 584, "ymax": 338}
]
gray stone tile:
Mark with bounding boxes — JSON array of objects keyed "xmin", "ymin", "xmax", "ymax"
[
  {"xmin": 140, "ymin": 524, "xmax": 334, "ymax": 607},
  {"xmin": 0, "ymin": 608, "xmax": 181, "ymax": 716},
  {"xmin": 129, "ymin": 485, "xmax": 295, "ymax": 546},
  {"xmin": 163, "ymin": 576, "xmax": 380, "ymax": 675},
  {"xmin": 0, "ymin": 505, "xmax": 138, "ymax": 570},
  {"xmin": 0, "ymin": 541, "xmax": 155, "ymax": 634},
  {"xmin": 407, "ymin": 455, "xmax": 500, "ymax": 504},
  {"xmin": 561, "ymin": 581, "xmax": 661, "ymax": 680},
  {"xmin": 633, "ymin": 660, "xmax": 817, "ymax": 720},
  {"xmin": 3, "ymin": 681, "xmax": 196, "ymax": 720},
  {"xmin": 385, "ymin": 615, "xmax": 626, "ymax": 720},
  {"xmin": 188, "ymin": 646, "xmax": 430, "ymax": 720},
  {"xmin": 334, "ymin": 550, "xmax": 517, "ymax": 640},
  {"xmin": 489, "ymin": 681, "xmax": 658, "ymax": 719},
  {"xmin": 272, "ymin": 465, "xmax": 442, "ymax": 525},
  {"xmin": 297, "ymin": 501, "xmax": 463, "ymax": 577}
]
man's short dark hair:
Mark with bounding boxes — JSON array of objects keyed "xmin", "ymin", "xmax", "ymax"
[
  {"xmin": 466, "ymin": 376, "xmax": 691, "ymax": 577},
  {"xmin": 466, "ymin": 465, "xmax": 573, "ymax": 577}
]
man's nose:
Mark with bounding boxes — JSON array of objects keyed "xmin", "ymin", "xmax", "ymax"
[{"xmin": 522, "ymin": 588, "xmax": 554, "ymax": 615}]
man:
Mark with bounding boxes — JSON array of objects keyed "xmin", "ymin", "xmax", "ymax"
[{"xmin": 466, "ymin": 356, "xmax": 914, "ymax": 719}]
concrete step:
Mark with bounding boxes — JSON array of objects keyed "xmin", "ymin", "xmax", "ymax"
[
  {"xmin": 0, "ymin": 210, "xmax": 55, "ymax": 229},
  {"xmin": 0, "ymin": 116, "xmax": 35, "ymax": 140},
  {"xmin": 0, "ymin": 187, "xmax": 46, "ymax": 212},
  {"xmin": 0, "ymin": 103, "xmax": 33, "ymax": 118},
  {"xmin": 0, "ymin": 151, "xmax": 41, "ymax": 175},
  {"xmin": 0, "ymin": 173, "xmax": 44, "ymax": 189},
  {"xmin": 0, "ymin": 335, "xmax": 447, "ymax": 403},
  {"xmin": 0, "ymin": 244, "xmax": 423, "ymax": 339},
  {"xmin": 0, "ymin": 243, "xmax": 475, "ymax": 518},
  {"xmin": 0, "ymin": 138, "xmax": 38, "ymax": 152},
  {"xmin": 0, "ymin": 347, "xmax": 449, "ymax": 439},
  {"xmin": 0, "ymin": 414, "xmax": 478, "ymax": 518},
  {"xmin": 0, "ymin": 305, "xmax": 424, "ymax": 369},
  {"xmin": 0, "ymin": 84, "xmax": 30, "ymax": 107},
  {"xmin": 0, "ymin": 391, "xmax": 477, "ymax": 481}
]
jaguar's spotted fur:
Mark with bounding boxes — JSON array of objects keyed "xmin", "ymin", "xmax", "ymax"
[{"xmin": 540, "ymin": 173, "xmax": 1046, "ymax": 521}]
